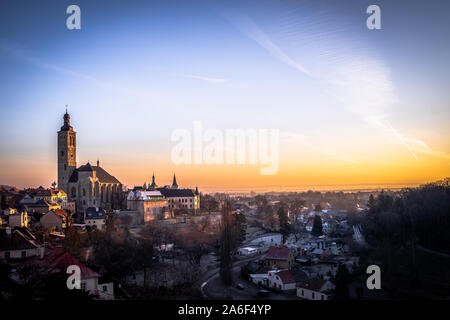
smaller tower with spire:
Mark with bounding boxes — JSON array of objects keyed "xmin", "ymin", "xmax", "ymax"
[
  {"xmin": 149, "ymin": 173, "xmax": 158, "ymax": 189},
  {"xmin": 171, "ymin": 174, "xmax": 178, "ymax": 189}
]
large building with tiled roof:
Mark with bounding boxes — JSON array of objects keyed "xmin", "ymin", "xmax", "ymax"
[
  {"xmin": 131, "ymin": 174, "xmax": 200, "ymax": 216},
  {"xmin": 152, "ymin": 174, "xmax": 199, "ymax": 211},
  {"xmin": 57, "ymin": 110, "xmax": 123, "ymax": 212}
]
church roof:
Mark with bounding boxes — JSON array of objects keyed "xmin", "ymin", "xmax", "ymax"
[
  {"xmin": 93, "ymin": 166, "xmax": 121, "ymax": 183},
  {"xmin": 68, "ymin": 170, "xmax": 78, "ymax": 183},
  {"xmin": 78, "ymin": 163, "xmax": 93, "ymax": 172},
  {"xmin": 157, "ymin": 187, "xmax": 195, "ymax": 197},
  {"xmin": 68, "ymin": 164, "xmax": 121, "ymax": 184},
  {"xmin": 127, "ymin": 190, "xmax": 164, "ymax": 201}
]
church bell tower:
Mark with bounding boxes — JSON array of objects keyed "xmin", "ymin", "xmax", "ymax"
[{"xmin": 57, "ymin": 107, "xmax": 77, "ymax": 193}]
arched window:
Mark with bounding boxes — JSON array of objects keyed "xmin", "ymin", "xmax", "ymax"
[
  {"xmin": 83, "ymin": 188, "xmax": 86, "ymax": 196},
  {"xmin": 71, "ymin": 187, "xmax": 76, "ymax": 198}
]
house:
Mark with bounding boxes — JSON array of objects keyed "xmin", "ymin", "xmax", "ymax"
[
  {"xmin": 297, "ymin": 278, "xmax": 335, "ymax": 300},
  {"xmin": 2, "ymin": 208, "xmax": 29, "ymax": 228},
  {"xmin": 40, "ymin": 209, "xmax": 71, "ymax": 231},
  {"xmin": 8, "ymin": 210, "xmax": 29, "ymax": 228},
  {"xmin": 135, "ymin": 174, "xmax": 200, "ymax": 213},
  {"xmin": 0, "ymin": 227, "xmax": 40, "ymax": 260},
  {"xmin": 126, "ymin": 190, "xmax": 168, "ymax": 222},
  {"xmin": 11, "ymin": 248, "xmax": 114, "ymax": 299},
  {"xmin": 0, "ymin": 186, "xmax": 23, "ymax": 209},
  {"xmin": 158, "ymin": 186, "xmax": 200, "ymax": 212},
  {"xmin": 268, "ymin": 269, "xmax": 296, "ymax": 291},
  {"xmin": 84, "ymin": 207, "xmax": 107, "ymax": 230},
  {"xmin": 264, "ymin": 245, "xmax": 294, "ymax": 269},
  {"xmin": 24, "ymin": 199, "xmax": 61, "ymax": 214},
  {"xmin": 97, "ymin": 276, "xmax": 115, "ymax": 300},
  {"xmin": 29, "ymin": 187, "xmax": 68, "ymax": 207}
]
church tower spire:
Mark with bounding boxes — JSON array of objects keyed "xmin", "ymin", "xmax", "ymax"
[
  {"xmin": 57, "ymin": 107, "xmax": 77, "ymax": 193},
  {"xmin": 149, "ymin": 172, "xmax": 157, "ymax": 189},
  {"xmin": 171, "ymin": 174, "xmax": 178, "ymax": 189}
]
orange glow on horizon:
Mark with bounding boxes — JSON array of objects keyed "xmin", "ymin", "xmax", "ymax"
[{"xmin": 1, "ymin": 147, "xmax": 448, "ymax": 193}]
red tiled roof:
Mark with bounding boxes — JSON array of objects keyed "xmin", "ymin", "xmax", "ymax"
[
  {"xmin": 265, "ymin": 245, "xmax": 292, "ymax": 260},
  {"xmin": 42, "ymin": 248, "xmax": 100, "ymax": 279},
  {"xmin": 276, "ymin": 270, "xmax": 296, "ymax": 284}
]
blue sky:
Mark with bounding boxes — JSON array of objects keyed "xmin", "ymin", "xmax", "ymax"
[{"xmin": 0, "ymin": 0, "xmax": 449, "ymax": 190}]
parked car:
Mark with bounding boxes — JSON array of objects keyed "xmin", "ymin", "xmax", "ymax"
[{"xmin": 236, "ymin": 283, "xmax": 245, "ymax": 290}]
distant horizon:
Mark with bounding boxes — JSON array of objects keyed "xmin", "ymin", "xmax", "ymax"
[{"xmin": 1, "ymin": 179, "xmax": 440, "ymax": 195}]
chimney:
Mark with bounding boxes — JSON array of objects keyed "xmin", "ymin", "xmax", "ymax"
[{"xmin": 97, "ymin": 159, "xmax": 100, "ymax": 167}]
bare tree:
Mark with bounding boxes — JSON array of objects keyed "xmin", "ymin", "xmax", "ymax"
[{"xmin": 219, "ymin": 201, "xmax": 233, "ymax": 286}]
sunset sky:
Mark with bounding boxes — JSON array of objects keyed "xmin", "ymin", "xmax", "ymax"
[{"xmin": 0, "ymin": 0, "xmax": 449, "ymax": 192}]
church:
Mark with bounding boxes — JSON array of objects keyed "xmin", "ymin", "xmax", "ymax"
[{"xmin": 57, "ymin": 110, "xmax": 123, "ymax": 212}]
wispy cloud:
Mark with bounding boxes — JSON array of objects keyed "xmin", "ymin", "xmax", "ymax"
[
  {"xmin": 0, "ymin": 38, "xmax": 100, "ymax": 84},
  {"xmin": 218, "ymin": 9, "xmax": 449, "ymax": 162},
  {"xmin": 0, "ymin": 38, "xmax": 176, "ymax": 108},
  {"xmin": 184, "ymin": 74, "xmax": 228, "ymax": 84},
  {"xmin": 388, "ymin": 123, "xmax": 418, "ymax": 160},
  {"xmin": 218, "ymin": 11, "xmax": 311, "ymax": 77}
]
